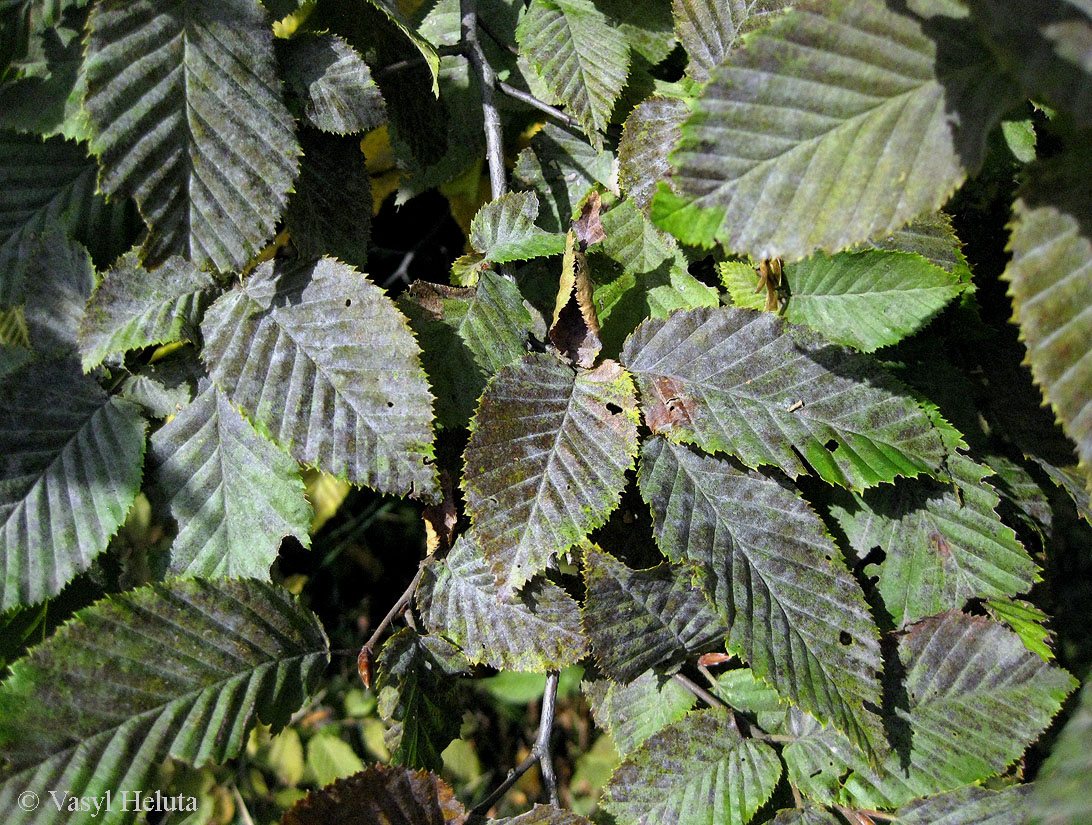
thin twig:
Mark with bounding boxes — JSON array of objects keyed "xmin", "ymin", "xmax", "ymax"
[
  {"xmin": 461, "ymin": 0, "xmax": 506, "ymax": 198},
  {"xmin": 362, "ymin": 561, "xmax": 426, "ymax": 655},
  {"xmin": 673, "ymin": 672, "xmax": 727, "ymax": 710},
  {"xmin": 536, "ymin": 670, "xmax": 561, "ymax": 806},
  {"xmin": 231, "ymin": 785, "xmax": 256, "ymax": 825},
  {"xmin": 497, "ymin": 80, "xmax": 574, "ymax": 127},
  {"xmin": 470, "ymin": 671, "xmax": 561, "ymax": 816},
  {"xmin": 477, "ymin": 17, "xmax": 519, "ymax": 55}
]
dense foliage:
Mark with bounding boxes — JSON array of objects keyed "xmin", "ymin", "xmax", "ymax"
[{"xmin": 1, "ymin": 1, "xmax": 1091, "ymax": 824}]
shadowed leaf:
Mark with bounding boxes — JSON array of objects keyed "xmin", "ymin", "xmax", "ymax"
[
  {"xmin": 1033, "ymin": 678, "xmax": 1092, "ymax": 825},
  {"xmin": 279, "ymin": 33, "xmax": 386, "ymax": 134},
  {"xmin": 899, "ymin": 784, "xmax": 1031, "ymax": 825},
  {"xmin": 23, "ymin": 224, "xmax": 94, "ymax": 356}
]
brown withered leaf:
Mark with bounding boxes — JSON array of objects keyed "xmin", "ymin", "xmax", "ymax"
[
  {"xmin": 573, "ymin": 190, "xmax": 606, "ymax": 249},
  {"xmin": 281, "ymin": 764, "xmax": 466, "ymax": 825},
  {"xmin": 423, "ymin": 470, "xmax": 457, "ymax": 555},
  {"xmin": 549, "ymin": 229, "xmax": 602, "ymax": 368}
]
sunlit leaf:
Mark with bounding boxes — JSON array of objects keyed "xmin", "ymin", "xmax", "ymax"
[
  {"xmin": 582, "ymin": 546, "xmax": 728, "ymax": 683},
  {"xmin": 469, "ymin": 191, "xmax": 566, "ymax": 263},
  {"xmin": 605, "ymin": 707, "xmax": 782, "ymax": 825},
  {"xmin": 583, "ymin": 670, "xmax": 696, "ymax": 757},
  {"xmin": 376, "ymin": 629, "xmax": 467, "ymax": 773},
  {"xmin": 598, "ymin": 0, "xmax": 676, "ymax": 65},
  {"xmin": 463, "ymin": 355, "xmax": 638, "ymax": 595},
  {"xmin": 617, "ymin": 95, "xmax": 687, "ymax": 214},
  {"xmin": 201, "ymin": 256, "xmax": 438, "ymax": 500},
  {"xmin": 899, "ymin": 784, "xmax": 1031, "ymax": 825},
  {"xmin": 516, "ymin": 0, "xmax": 630, "ymax": 150},
  {"xmin": 639, "ymin": 436, "xmax": 885, "ymax": 754},
  {"xmin": 278, "ymin": 32, "xmax": 386, "ymax": 134},
  {"xmin": 861, "ymin": 210, "xmax": 971, "ymax": 281},
  {"xmin": 84, "ymin": 0, "xmax": 299, "ymax": 270},
  {"xmin": 768, "ymin": 806, "xmax": 842, "ymax": 825},
  {"xmin": 416, "ymin": 532, "xmax": 588, "ymax": 671},
  {"xmin": 830, "ymin": 453, "xmax": 1038, "ymax": 626},
  {"xmin": 22, "ymin": 224, "xmax": 93, "ymax": 356},
  {"xmin": 79, "ymin": 252, "xmax": 218, "ymax": 371},
  {"xmin": 1033, "ymin": 679, "xmax": 1092, "ymax": 825},
  {"xmin": 149, "ymin": 382, "xmax": 312, "ymax": 579},
  {"xmin": 0, "ymin": 578, "xmax": 329, "ymax": 825},
  {"xmin": 494, "ymin": 805, "xmax": 595, "ymax": 825},
  {"xmin": 281, "ymin": 765, "xmax": 466, "ymax": 825},
  {"xmin": 652, "ymin": 0, "xmax": 1020, "ymax": 259},
  {"xmin": 672, "ymin": 0, "xmax": 791, "ymax": 82},
  {"xmin": 621, "ymin": 306, "xmax": 950, "ymax": 489},
  {"xmin": 782, "ymin": 611, "xmax": 1076, "ymax": 809},
  {"xmin": 1004, "ymin": 148, "xmax": 1092, "ymax": 498},
  {"xmin": 0, "ymin": 358, "xmax": 146, "ymax": 609}
]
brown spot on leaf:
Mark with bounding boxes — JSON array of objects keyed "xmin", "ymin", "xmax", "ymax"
[
  {"xmin": 404, "ymin": 281, "xmax": 474, "ymax": 320},
  {"xmin": 929, "ymin": 532, "xmax": 951, "ymax": 558},
  {"xmin": 645, "ymin": 375, "xmax": 694, "ymax": 433},
  {"xmin": 573, "ymin": 190, "xmax": 606, "ymax": 249}
]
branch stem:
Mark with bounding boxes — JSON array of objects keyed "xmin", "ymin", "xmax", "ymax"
[
  {"xmin": 361, "ymin": 561, "xmax": 425, "ymax": 656},
  {"xmin": 461, "ymin": 0, "xmax": 506, "ymax": 198},
  {"xmin": 673, "ymin": 672, "xmax": 727, "ymax": 710},
  {"xmin": 497, "ymin": 81, "xmax": 574, "ymax": 127}
]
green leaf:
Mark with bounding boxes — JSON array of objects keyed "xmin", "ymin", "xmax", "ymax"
[
  {"xmin": 1033, "ymin": 678, "xmax": 1092, "ymax": 825},
  {"xmin": 639, "ymin": 436, "xmax": 885, "ymax": 755},
  {"xmin": 0, "ymin": 578, "xmax": 329, "ymax": 825},
  {"xmin": 782, "ymin": 611, "xmax": 1075, "ymax": 809},
  {"xmin": 652, "ymin": 0, "xmax": 1021, "ymax": 258},
  {"xmin": 514, "ymin": 123, "xmax": 616, "ymax": 232},
  {"xmin": 719, "ymin": 260, "xmax": 767, "ymax": 310},
  {"xmin": 768, "ymin": 805, "xmax": 842, "ymax": 825},
  {"xmin": 1004, "ymin": 149, "xmax": 1092, "ymax": 498},
  {"xmin": 278, "ymin": 33, "xmax": 386, "ymax": 134},
  {"xmin": 0, "ymin": 358, "xmax": 146, "ymax": 609},
  {"xmin": 149, "ymin": 382, "xmax": 312, "ymax": 579},
  {"xmin": 305, "ymin": 734, "xmax": 365, "ymax": 787},
  {"xmin": 582, "ymin": 546, "xmax": 728, "ymax": 683},
  {"xmin": 1033, "ymin": 457, "xmax": 1092, "ymax": 525},
  {"xmin": 598, "ymin": 0, "xmax": 676, "ymax": 65},
  {"xmin": 777, "ymin": 250, "xmax": 964, "ymax": 352},
  {"xmin": 713, "ymin": 667, "xmax": 790, "ymax": 718},
  {"xmin": 78, "ymin": 252, "xmax": 218, "ymax": 371},
  {"xmin": 416, "ymin": 531, "xmax": 588, "ymax": 672},
  {"xmin": 829, "ymin": 454, "xmax": 1038, "ymax": 627},
  {"xmin": 285, "ymin": 129, "xmax": 372, "ymax": 270},
  {"xmin": 899, "ymin": 784, "xmax": 1031, "ymax": 825},
  {"xmin": 495, "ymin": 805, "xmax": 595, "ymax": 825},
  {"xmin": 621, "ymin": 306, "xmax": 950, "ymax": 489},
  {"xmin": 672, "ymin": 0, "xmax": 791, "ymax": 83},
  {"xmin": 201, "ymin": 256, "xmax": 438, "ymax": 500},
  {"xmin": 617, "ymin": 95, "xmax": 688, "ymax": 214},
  {"xmin": 281, "ymin": 764, "xmax": 466, "ymax": 825},
  {"xmin": 462, "ymin": 355, "xmax": 639, "ymax": 595},
  {"xmin": 22, "ymin": 224, "xmax": 94, "ymax": 356},
  {"xmin": 862, "ymin": 210, "xmax": 972, "ymax": 282},
  {"xmin": 398, "ymin": 272, "xmax": 536, "ymax": 429},
  {"xmin": 583, "ymin": 670, "xmax": 697, "ymax": 757},
  {"xmin": 469, "ymin": 192, "xmax": 567, "ymax": 263},
  {"xmin": 119, "ymin": 348, "xmax": 201, "ymax": 418},
  {"xmin": 0, "ymin": 132, "xmax": 134, "ymax": 306},
  {"xmin": 968, "ymin": 0, "xmax": 1092, "ymax": 127},
  {"xmin": 605, "ymin": 707, "xmax": 782, "ymax": 825},
  {"xmin": 83, "ymin": 0, "xmax": 300, "ymax": 271},
  {"xmin": 362, "ymin": 0, "xmax": 440, "ymax": 95},
  {"xmin": 376, "ymin": 628, "xmax": 467, "ymax": 773},
  {"xmin": 516, "ymin": 0, "xmax": 630, "ymax": 150}
]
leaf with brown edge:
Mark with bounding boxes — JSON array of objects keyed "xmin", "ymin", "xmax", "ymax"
[
  {"xmin": 550, "ymin": 229, "xmax": 602, "ymax": 368},
  {"xmin": 280, "ymin": 764, "xmax": 466, "ymax": 825}
]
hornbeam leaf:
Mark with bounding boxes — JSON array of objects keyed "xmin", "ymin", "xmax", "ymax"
[
  {"xmin": 652, "ymin": 0, "xmax": 1021, "ymax": 259},
  {"xmin": 597, "ymin": 0, "xmax": 676, "ymax": 65},
  {"xmin": 494, "ymin": 806, "xmax": 595, "ymax": 825},
  {"xmin": 639, "ymin": 436, "xmax": 885, "ymax": 755},
  {"xmin": 375, "ymin": 629, "xmax": 467, "ymax": 773},
  {"xmin": 830, "ymin": 453, "xmax": 1038, "ymax": 627},
  {"xmin": 769, "ymin": 806, "xmax": 842, "ymax": 825},
  {"xmin": 605, "ymin": 707, "xmax": 782, "ymax": 825},
  {"xmin": 22, "ymin": 224, "xmax": 94, "ymax": 356},
  {"xmin": 462, "ymin": 355, "xmax": 639, "ymax": 595},
  {"xmin": 149, "ymin": 383, "xmax": 312, "ymax": 579},
  {"xmin": 398, "ymin": 272, "xmax": 535, "ymax": 429},
  {"xmin": 284, "ymin": 129, "xmax": 372, "ymax": 270},
  {"xmin": 617, "ymin": 96, "xmax": 687, "ymax": 214},
  {"xmin": 862, "ymin": 210, "xmax": 972, "ymax": 281},
  {"xmin": 416, "ymin": 531, "xmax": 587, "ymax": 671},
  {"xmin": 278, "ymin": 33, "xmax": 386, "ymax": 135},
  {"xmin": 281, "ymin": 765, "xmax": 466, "ymax": 825},
  {"xmin": 582, "ymin": 546, "xmax": 729, "ymax": 683},
  {"xmin": 899, "ymin": 784, "xmax": 1031, "ymax": 825},
  {"xmin": 0, "ymin": 132, "xmax": 135, "ymax": 306},
  {"xmin": 780, "ymin": 250, "xmax": 964, "ymax": 352},
  {"xmin": 469, "ymin": 191, "xmax": 566, "ymax": 263},
  {"xmin": 985, "ymin": 597, "xmax": 1055, "ymax": 662},
  {"xmin": 0, "ymin": 358, "xmax": 147, "ymax": 609},
  {"xmin": 1004, "ymin": 149, "xmax": 1092, "ymax": 498},
  {"xmin": 0, "ymin": 578, "xmax": 329, "ymax": 825},
  {"xmin": 620, "ymin": 306, "xmax": 950, "ymax": 489},
  {"xmin": 83, "ymin": 0, "xmax": 300, "ymax": 271},
  {"xmin": 583, "ymin": 670, "xmax": 697, "ymax": 757},
  {"xmin": 672, "ymin": 0, "xmax": 791, "ymax": 83},
  {"xmin": 516, "ymin": 0, "xmax": 630, "ymax": 150},
  {"xmin": 362, "ymin": 0, "xmax": 441, "ymax": 95},
  {"xmin": 782, "ymin": 611, "xmax": 1076, "ymax": 809},
  {"xmin": 78, "ymin": 252, "xmax": 218, "ymax": 371},
  {"xmin": 1033, "ymin": 679, "xmax": 1092, "ymax": 825},
  {"xmin": 201, "ymin": 256, "xmax": 438, "ymax": 500}
]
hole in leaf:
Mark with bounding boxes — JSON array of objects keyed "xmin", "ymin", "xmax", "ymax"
[
  {"xmin": 606, "ymin": 402, "xmax": 621, "ymax": 415},
  {"xmin": 387, "ymin": 401, "xmax": 394, "ymax": 408},
  {"xmin": 825, "ymin": 439, "xmax": 839, "ymax": 451},
  {"xmin": 345, "ymin": 298, "xmax": 352, "ymax": 307},
  {"xmin": 839, "ymin": 631, "xmax": 852, "ymax": 645}
]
